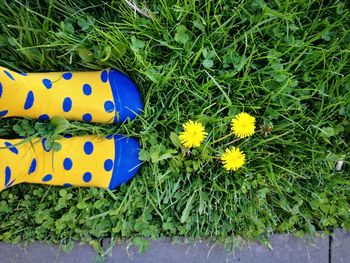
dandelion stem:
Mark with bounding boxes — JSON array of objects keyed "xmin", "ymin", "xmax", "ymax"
[
  {"xmin": 224, "ymin": 138, "xmax": 242, "ymax": 147},
  {"xmin": 211, "ymin": 132, "xmax": 234, "ymax": 144},
  {"xmin": 202, "ymin": 155, "xmax": 220, "ymax": 159}
]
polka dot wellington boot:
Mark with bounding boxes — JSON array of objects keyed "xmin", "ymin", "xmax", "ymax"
[
  {"xmin": 0, "ymin": 135, "xmax": 141, "ymax": 191},
  {"xmin": 0, "ymin": 66, "xmax": 143, "ymax": 123}
]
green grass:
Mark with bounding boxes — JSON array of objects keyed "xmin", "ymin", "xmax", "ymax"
[{"xmin": 0, "ymin": 0, "xmax": 350, "ymax": 254}]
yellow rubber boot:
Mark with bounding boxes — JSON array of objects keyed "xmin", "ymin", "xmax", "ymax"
[
  {"xmin": 0, "ymin": 66, "xmax": 143, "ymax": 123},
  {"xmin": 0, "ymin": 135, "xmax": 141, "ymax": 191}
]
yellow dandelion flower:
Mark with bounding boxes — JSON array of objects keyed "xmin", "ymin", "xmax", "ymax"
[
  {"xmin": 221, "ymin": 147, "xmax": 246, "ymax": 171},
  {"xmin": 231, "ymin": 112, "xmax": 256, "ymax": 138},
  {"xmin": 179, "ymin": 120, "xmax": 207, "ymax": 148}
]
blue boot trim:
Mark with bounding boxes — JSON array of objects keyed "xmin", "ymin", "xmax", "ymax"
[
  {"xmin": 108, "ymin": 69, "xmax": 143, "ymax": 123},
  {"xmin": 108, "ymin": 135, "xmax": 141, "ymax": 190}
]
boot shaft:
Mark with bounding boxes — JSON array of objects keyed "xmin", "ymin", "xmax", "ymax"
[
  {"xmin": 0, "ymin": 67, "xmax": 143, "ymax": 123},
  {"xmin": 0, "ymin": 135, "xmax": 141, "ymax": 191}
]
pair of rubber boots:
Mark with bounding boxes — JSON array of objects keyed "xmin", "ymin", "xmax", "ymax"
[{"xmin": 0, "ymin": 67, "xmax": 142, "ymax": 191}]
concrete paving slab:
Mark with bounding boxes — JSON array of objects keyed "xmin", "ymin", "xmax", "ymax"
[
  {"xmin": 0, "ymin": 242, "xmax": 97, "ymax": 263},
  {"xmin": 331, "ymin": 229, "xmax": 350, "ymax": 263},
  {"xmin": 0, "ymin": 234, "xmax": 329, "ymax": 263},
  {"xmin": 103, "ymin": 235, "xmax": 329, "ymax": 263}
]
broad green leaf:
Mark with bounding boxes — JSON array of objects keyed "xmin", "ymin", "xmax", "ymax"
[
  {"xmin": 175, "ymin": 25, "xmax": 190, "ymax": 44},
  {"xmin": 131, "ymin": 35, "xmax": 145, "ymax": 51},
  {"xmin": 139, "ymin": 149, "xmax": 151, "ymax": 161},
  {"xmin": 203, "ymin": 58, "xmax": 213, "ymax": 68},
  {"xmin": 77, "ymin": 48, "xmax": 94, "ymax": 63},
  {"xmin": 321, "ymin": 127, "xmax": 335, "ymax": 138},
  {"xmin": 50, "ymin": 116, "xmax": 69, "ymax": 135},
  {"xmin": 170, "ymin": 132, "xmax": 182, "ymax": 148},
  {"xmin": 274, "ymin": 73, "xmax": 287, "ymax": 82},
  {"xmin": 181, "ymin": 192, "xmax": 195, "ymax": 223}
]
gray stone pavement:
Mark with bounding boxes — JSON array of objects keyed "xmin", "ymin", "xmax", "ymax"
[
  {"xmin": 103, "ymin": 235, "xmax": 328, "ymax": 263},
  {"xmin": 332, "ymin": 229, "xmax": 350, "ymax": 263},
  {"xmin": 0, "ymin": 242, "xmax": 97, "ymax": 263},
  {"xmin": 0, "ymin": 231, "xmax": 348, "ymax": 263}
]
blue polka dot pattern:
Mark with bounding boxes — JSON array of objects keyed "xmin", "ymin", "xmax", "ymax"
[
  {"xmin": 0, "ymin": 110, "xmax": 8, "ymax": 117},
  {"xmin": 39, "ymin": 114, "xmax": 50, "ymax": 121},
  {"xmin": 4, "ymin": 142, "xmax": 19, "ymax": 155},
  {"xmin": 28, "ymin": 158, "xmax": 37, "ymax": 175},
  {"xmin": 63, "ymin": 183, "xmax": 72, "ymax": 187},
  {"xmin": 4, "ymin": 70, "xmax": 14, "ymax": 80},
  {"xmin": 42, "ymin": 174, "xmax": 53, "ymax": 182},
  {"xmin": 5, "ymin": 166, "xmax": 11, "ymax": 186},
  {"xmin": 82, "ymin": 84, "xmax": 92, "ymax": 95},
  {"xmin": 41, "ymin": 138, "xmax": 51, "ymax": 152},
  {"xmin": 104, "ymin": 100, "xmax": 115, "ymax": 113},
  {"xmin": 24, "ymin": 90, "xmax": 34, "ymax": 110},
  {"xmin": 63, "ymin": 97, "xmax": 72, "ymax": 112},
  {"xmin": 83, "ymin": 172, "xmax": 92, "ymax": 183},
  {"xmin": 0, "ymin": 82, "xmax": 2, "ymax": 98},
  {"xmin": 19, "ymin": 72, "xmax": 28, "ymax": 76},
  {"xmin": 42, "ymin": 79, "xmax": 52, "ymax": 89},
  {"xmin": 63, "ymin": 158, "xmax": 73, "ymax": 170},
  {"xmin": 104, "ymin": 159, "xmax": 113, "ymax": 172},
  {"xmin": 101, "ymin": 70, "xmax": 108, "ymax": 83},
  {"xmin": 63, "ymin": 72, "xmax": 72, "ymax": 80},
  {"xmin": 84, "ymin": 141, "xmax": 94, "ymax": 155},
  {"xmin": 64, "ymin": 134, "xmax": 73, "ymax": 138},
  {"xmin": 82, "ymin": 113, "xmax": 92, "ymax": 122}
]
